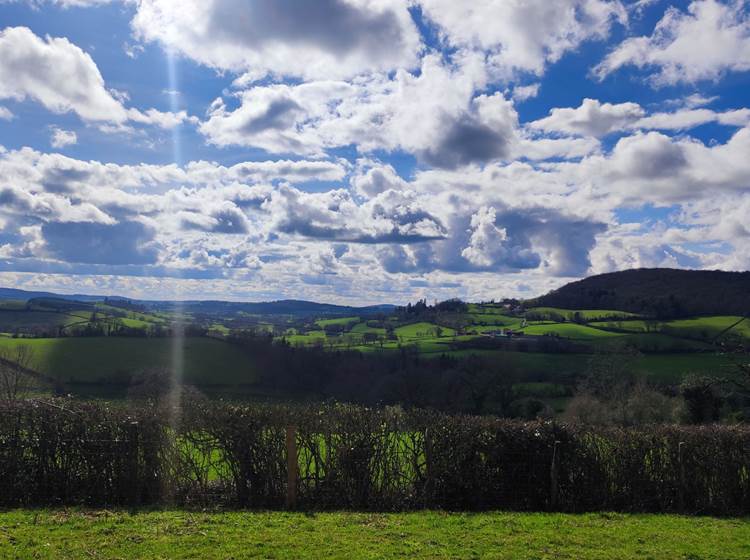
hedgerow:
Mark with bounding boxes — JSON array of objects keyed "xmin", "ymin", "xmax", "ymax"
[{"xmin": 0, "ymin": 399, "xmax": 748, "ymax": 514}]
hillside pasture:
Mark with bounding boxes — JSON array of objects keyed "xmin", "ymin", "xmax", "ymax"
[
  {"xmin": 0, "ymin": 300, "xmax": 27, "ymax": 310},
  {"xmin": 520, "ymin": 323, "xmax": 623, "ymax": 340},
  {"xmin": 395, "ymin": 322, "xmax": 456, "ymax": 339},
  {"xmin": 591, "ymin": 316, "xmax": 750, "ymax": 340},
  {"xmin": 468, "ymin": 324, "xmax": 523, "ymax": 334},
  {"xmin": 95, "ymin": 303, "xmax": 168, "ymax": 323},
  {"xmin": 466, "ymin": 312, "xmax": 518, "ymax": 326},
  {"xmin": 284, "ymin": 330, "xmax": 327, "ymax": 346},
  {"xmin": 0, "ymin": 301, "xmax": 170, "ymax": 336},
  {"xmin": 118, "ymin": 317, "xmax": 153, "ymax": 329},
  {"xmin": 589, "ymin": 319, "xmax": 653, "ymax": 332},
  {"xmin": 0, "ymin": 336, "xmax": 256, "ymax": 386},
  {"xmin": 664, "ymin": 316, "xmax": 750, "ymax": 339},
  {"xmin": 315, "ymin": 316, "xmax": 360, "ymax": 328},
  {"xmin": 0, "ymin": 309, "xmax": 83, "ymax": 331},
  {"xmin": 528, "ymin": 307, "xmax": 638, "ymax": 321},
  {"xmin": 350, "ymin": 322, "xmax": 386, "ymax": 335}
]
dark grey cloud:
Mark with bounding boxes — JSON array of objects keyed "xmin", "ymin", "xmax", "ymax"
[
  {"xmin": 268, "ymin": 186, "xmax": 446, "ymax": 244},
  {"xmin": 0, "ymin": 187, "xmax": 27, "ymax": 210},
  {"xmin": 239, "ymin": 97, "xmax": 302, "ymax": 134},
  {"xmin": 377, "ymin": 243, "xmax": 435, "ymax": 274},
  {"xmin": 370, "ymin": 204, "xmax": 443, "ymax": 230},
  {"xmin": 274, "ymin": 219, "xmax": 442, "ymax": 244},
  {"xmin": 209, "ymin": 0, "xmax": 410, "ymax": 62},
  {"xmin": 0, "ymin": 258, "xmax": 228, "ymax": 280},
  {"xmin": 633, "ymin": 142, "xmax": 687, "ymax": 179},
  {"xmin": 524, "ymin": 214, "xmax": 606, "ymax": 276},
  {"xmin": 432, "ymin": 210, "xmax": 542, "ymax": 273},
  {"xmin": 42, "ymin": 166, "xmax": 92, "ymax": 194},
  {"xmin": 41, "ymin": 220, "xmax": 160, "ymax": 265},
  {"xmin": 211, "ymin": 208, "xmax": 250, "ymax": 234},
  {"xmin": 420, "ymin": 114, "xmax": 511, "ymax": 169},
  {"xmin": 181, "ymin": 208, "xmax": 250, "ymax": 234},
  {"xmin": 377, "ymin": 206, "xmax": 606, "ymax": 276},
  {"xmin": 613, "ymin": 133, "xmax": 689, "ymax": 180}
]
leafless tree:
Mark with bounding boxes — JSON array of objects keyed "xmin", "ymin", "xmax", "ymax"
[{"xmin": 0, "ymin": 344, "xmax": 36, "ymax": 401}]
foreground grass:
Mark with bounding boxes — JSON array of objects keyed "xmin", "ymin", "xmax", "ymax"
[{"xmin": 0, "ymin": 510, "xmax": 748, "ymax": 559}]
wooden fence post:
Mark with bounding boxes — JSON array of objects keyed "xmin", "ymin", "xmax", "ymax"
[
  {"xmin": 128, "ymin": 421, "xmax": 140, "ymax": 507},
  {"xmin": 424, "ymin": 427, "xmax": 433, "ymax": 500},
  {"xmin": 550, "ymin": 440, "xmax": 560, "ymax": 510},
  {"xmin": 678, "ymin": 441, "xmax": 686, "ymax": 513},
  {"xmin": 286, "ymin": 425, "xmax": 298, "ymax": 509}
]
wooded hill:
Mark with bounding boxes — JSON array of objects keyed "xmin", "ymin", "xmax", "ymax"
[{"xmin": 528, "ymin": 268, "xmax": 750, "ymax": 318}]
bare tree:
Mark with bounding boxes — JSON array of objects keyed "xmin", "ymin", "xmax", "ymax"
[{"xmin": 0, "ymin": 344, "xmax": 36, "ymax": 401}]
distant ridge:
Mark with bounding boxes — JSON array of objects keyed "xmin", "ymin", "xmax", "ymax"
[
  {"xmin": 0, "ymin": 287, "xmax": 394, "ymax": 317},
  {"xmin": 0, "ymin": 287, "xmax": 105, "ymax": 302},
  {"xmin": 174, "ymin": 299, "xmax": 395, "ymax": 317},
  {"xmin": 528, "ymin": 268, "xmax": 750, "ymax": 318}
]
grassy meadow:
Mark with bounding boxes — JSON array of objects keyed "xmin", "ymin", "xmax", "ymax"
[
  {"xmin": 0, "ymin": 510, "xmax": 747, "ymax": 559},
  {"xmin": 0, "ymin": 336, "xmax": 257, "ymax": 386}
]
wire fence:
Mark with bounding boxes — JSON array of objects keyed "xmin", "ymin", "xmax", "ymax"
[{"xmin": 1, "ymin": 399, "xmax": 749, "ymax": 514}]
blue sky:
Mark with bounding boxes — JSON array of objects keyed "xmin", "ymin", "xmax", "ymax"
[{"xmin": 0, "ymin": 0, "xmax": 748, "ymax": 304}]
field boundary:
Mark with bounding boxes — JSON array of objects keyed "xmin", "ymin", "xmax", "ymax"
[{"xmin": 1, "ymin": 399, "xmax": 749, "ymax": 515}]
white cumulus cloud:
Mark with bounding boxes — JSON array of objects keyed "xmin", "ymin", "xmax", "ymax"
[
  {"xmin": 49, "ymin": 127, "xmax": 77, "ymax": 148},
  {"xmin": 594, "ymin": 0, "xmax": 750, "ymax": 85},
  {"xmin": 0, "ymin": 26, "xmax": 195, "ymax": 129}
]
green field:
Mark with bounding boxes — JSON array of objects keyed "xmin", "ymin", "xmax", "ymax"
[
  {"xmin": 466, "ymin": 312, "xmax": 519, "ymax": 326},
  {"xmin": 0, "ymin": 337, "xmax": 256, "ymax": 385},
  {"xmin": 0, "ymin": 309, "xmax": 83, "ymax": 330},
  {"xmin": 315, "ymin": 316, "xmax": 360, "ymax": 328},
  {"xmin": 521, "ymin": 323, "xmax": 623, "ymax": 340},
  {"xmin": 0, "ymin": 300, "xmax": 27, "ymax": 310},
  {"xmin": 274, "ymin": 307, "xmax": 749, "ymax": 365},
  {"xmin": 284, "ymin": 330, "xmax": 327, "ymax": 346},
  {"xmin": 350, "ymin": 321, "xmax": 386, "ymax": 335},
  {"xmin": 591, "ymin": 316, "xmax": 750, "ymax": 339},
  {"xmin": 528, "ymin": 307, "xmax": 638, "ymax": 321},
  {"xmin": 0, "ymin": 510, "xmax": 747, "ymax": 559},
  {"xmin": 395, "ymin": 322, "xmax": 456, "ymax": 339},
  {"xmin": 0, "ymin": 300, "xmax": 171, "ymax": 337},
  {"xmin": 665, "ymin": 316, "xmax": 750, "ymax": 339}
]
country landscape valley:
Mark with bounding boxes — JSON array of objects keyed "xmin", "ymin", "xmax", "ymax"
[
  {"xmin": 0, "ymin": 268, "xmax": 749, "ymax": 558},
  {"xmin": 2, "ymin": 0, "xmax": 750, "ymax": 557},
  {"xmin": 2, "ymin": 268, "xmax": 748, "ymax": 423}
]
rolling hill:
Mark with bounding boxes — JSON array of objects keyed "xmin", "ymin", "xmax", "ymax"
[
  {"xmin": 528, "ymin": 268, "xmax": 750, "ymax": 318},
  {"xmin": 0, "ymin": 288, "xmax": 395, "ymax": 318}
]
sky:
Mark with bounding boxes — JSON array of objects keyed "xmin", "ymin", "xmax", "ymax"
[{"xmin": 0, "ymin": 0, "xmax": 748, "ymax": 305}]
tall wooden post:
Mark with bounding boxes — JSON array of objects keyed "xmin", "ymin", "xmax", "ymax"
[
  {"xmin": 424, "ymin": 428, "xmax": 433, "ymax": 499},
  {"xmin": 128, "ymin": 421, "xmax": 140, "ymax": 507},
  {"xmin": 286, "ymin": 425, "xmax": 298, "ymax": 510},
  {"xmin": 678, "ymin": 441, "xmax": 686, "ymax": 513},
  {"xmin": 550, "ymin": 440, "xmax": 560, "ymax": 510}
]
